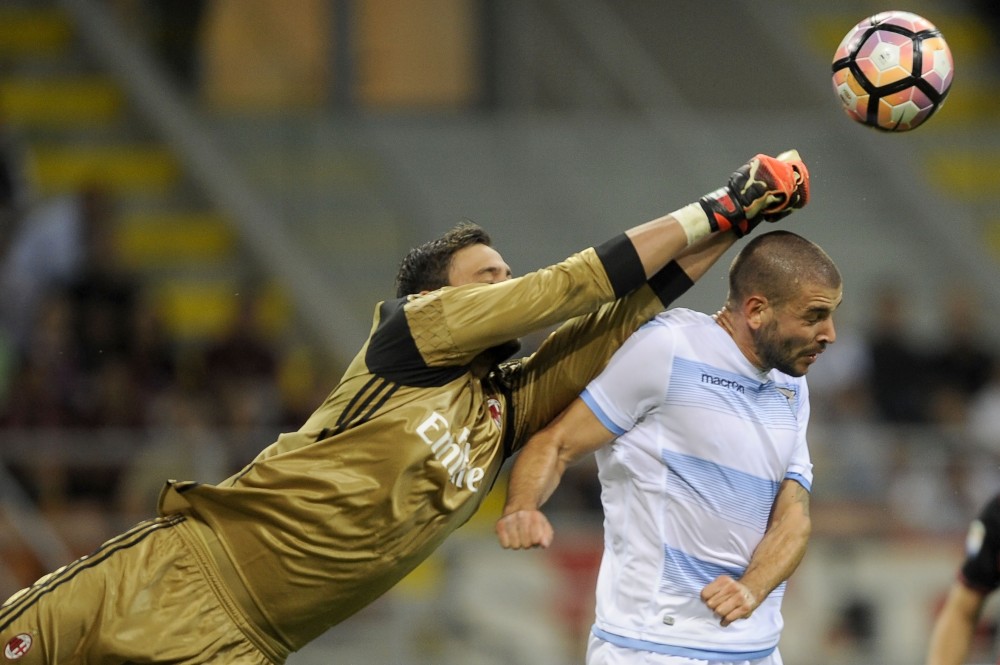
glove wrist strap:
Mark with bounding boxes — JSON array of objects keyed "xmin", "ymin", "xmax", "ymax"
[
  {"xmin": 671, "ymin": 201, "xmax": 713, "ymax": 245},
  {"xmin": 699, "ymin": 187, "xmax": 747, "ymax": 236}
]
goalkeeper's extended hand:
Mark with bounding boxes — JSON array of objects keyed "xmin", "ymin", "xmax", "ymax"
[{"xmin": 699, "ymin": 150, "xmax": 810, "ymax": 237}]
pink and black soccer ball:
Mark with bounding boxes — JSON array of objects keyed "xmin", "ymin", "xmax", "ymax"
[{"xmin": 831, "ymin": 11, "xmax": 953, "ymax": 131}]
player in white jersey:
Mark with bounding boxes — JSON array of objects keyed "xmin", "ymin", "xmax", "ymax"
[{"xmin": 497, "ymin": 231, "xmax": 842, "ymax": 665}]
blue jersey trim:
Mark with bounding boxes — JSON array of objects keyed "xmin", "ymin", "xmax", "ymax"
[
  {"xmin": 581, "ymin": 389, "xmax": 628, "ymax": 436},
  {"xmin": 784, "ymin": 471, "xmax": 812, "ymax": 492},
  {"xmin": 591, "ymin": 626, "xmax": 776, "ymax": 660}
]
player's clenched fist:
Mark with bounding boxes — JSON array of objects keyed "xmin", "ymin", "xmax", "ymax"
[
  {"xmin": 764, "ymin": 149, "xmax": 810, "ymax": 221},
  {"xmin": 496, "ymin": 509, "xmax": 554, "ymax": 550},
  {"xmin": 699, "ymin": 150, "xmax": 810, "ymax": 237},
  {"xmin": 700, "ymin": 575, "xmax": 760, "ymax": 627}
]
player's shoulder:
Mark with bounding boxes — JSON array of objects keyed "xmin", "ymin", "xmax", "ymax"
[
  {"xmin": 626, "ymin": 309, "xmax": 715, "ymax": 355},
  {"xmin": 648, "ymin": 307, "xmax": 715, "ymax": 330}
]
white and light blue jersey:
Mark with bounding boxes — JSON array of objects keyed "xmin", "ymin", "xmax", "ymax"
[{"xmin": 580, "ymin": 308, "xmax": 812, "ymax": 660}]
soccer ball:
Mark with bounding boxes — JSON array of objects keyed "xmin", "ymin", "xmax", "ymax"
[{"xmin": 831, "ymin": 11, "xmax": 953, "ymax": 131}]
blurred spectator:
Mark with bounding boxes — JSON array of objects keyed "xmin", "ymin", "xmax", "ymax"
[
  {"xmin": 887, "ymin": 435, "xmax": 1000, "ymax": 536},
  {"xmin": 0, "ymin": 124, "xmax": 29, "ymax": 239},
  {"xmin": 201, "ymin": 287, "xmax": 281, "ymax": 429},
  {"xmin": 0, "ymin": 291, "xmax": 80, "ymax": 428},
  {"xmin": 78, "ymin": 358, "xmax": 147, "ymax": 429},
  {"xmin": 968, "ymin": 363, "xmax": 1000, "ymax": 453},
  {"xmin": 926, "ymin": 285, "xmax": 995, "ymax": 425},
  {"xmin": 62, "ymin": 186, "xmax": 141, "ymax": 373},
  {"xmin": 127, "ymin": 295, "xmax": 179, "ymax": 397},
  {"xmin": 823, "ymin": 598, "xmax": 878, "ymax": 665},
  {"xmin": 109, "ymin": 0, "xmax": 208, "ymax": 94},
  {"xmin": 0, "ymin": 185, "xmax": 120, "ymax": 354},
  {"xmin": 0, "ymin": 291, "xmax": 81, "ymax": 508},
  {"xmin": 865, "ymin": 283, "xmax": 934, "ymax": 424},
  {"xmin": 0, "ymin": 185, "xmax": 151, "ymax": 509},
  {"xmin": 0, "ymin": 120, "xmax": 31, "ymax": 428},
  {"xmin": 146, "ymin": 0, "xmax": 208, "ymax": 92}
]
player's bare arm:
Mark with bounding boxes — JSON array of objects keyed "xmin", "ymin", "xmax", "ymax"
[
  {"xmin": 496, "ymin": 398, "xmax": 614, "ymax": 550},
  {"xmin": 926, "ymin": 582, "xmax": 988, "ymax": 665},
  {"xmin": 672, "ymin": 230, "xmax": 737, "ymax": 284},
  {"xmin": 701, "ymin": 479, "xmax": 811, "ymax": 627}
]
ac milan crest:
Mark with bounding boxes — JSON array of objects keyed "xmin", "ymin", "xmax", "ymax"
[
  {"xmin": 486, "ymin": 398, "xmax": 502, "ymax": 429},
  {"xmin": 4, "ymin": 634, "xmax": 33, "ymax": 660}
]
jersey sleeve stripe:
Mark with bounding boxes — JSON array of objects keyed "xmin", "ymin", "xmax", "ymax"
[
  {"xmin": 581, "ymin": 389, "xmax": 628, "ymax": 436},
  {"xmin": 784, "ymin": 471, "xmax": 812, "ymax": 492}
]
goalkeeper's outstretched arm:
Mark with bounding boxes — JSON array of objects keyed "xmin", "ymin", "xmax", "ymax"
[{"xmin": 625, "ymin": 150, "xmax": 810, "ymax": 279}]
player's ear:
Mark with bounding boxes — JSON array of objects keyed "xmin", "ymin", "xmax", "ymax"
[{"xmin": 745, "ymin": 295, "xmax": 769, "ymax": 329}]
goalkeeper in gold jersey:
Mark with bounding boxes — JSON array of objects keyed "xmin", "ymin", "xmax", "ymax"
[{"xmin": 0, "ymin": 152, "xmax": 808, "ymax": 663}]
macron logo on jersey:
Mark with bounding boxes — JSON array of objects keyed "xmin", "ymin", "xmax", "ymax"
[
  {"xmin": 701, "ymin": 372, "xmax": 745, "ymax": 394},
  {"xmin": 416, "ymin": 412, "xmax": 486, "ymax": 492}
]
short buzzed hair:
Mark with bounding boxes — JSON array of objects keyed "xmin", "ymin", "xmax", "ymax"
[
  {"xmin": 394, "ymin": 221, "xmax": 493, "ymax": 297},
  {"xmin": 726, "ymin": 230, "xmax": 841, "ymax": 308}
]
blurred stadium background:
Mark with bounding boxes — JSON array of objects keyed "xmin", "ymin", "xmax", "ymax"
[{"xmin": 1, "ymin": 0, "xmax": 1000, "ymax": 663}]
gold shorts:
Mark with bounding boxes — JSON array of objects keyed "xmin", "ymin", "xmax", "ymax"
[{"xmin": 0, "ymin": 515, "xmax": 283, "ymax": 664}]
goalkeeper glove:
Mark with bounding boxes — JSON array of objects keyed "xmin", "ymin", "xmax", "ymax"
[
  {"xmin": 776, "ymin": 149, "xmax": 810, "ymax": 210},
  {"xmin": 674, "ymin": 151, "xmax": 810, "ymax": 242}
]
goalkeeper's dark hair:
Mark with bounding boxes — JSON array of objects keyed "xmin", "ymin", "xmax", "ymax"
[
  {"xmin": 395, "ymin": 221, "xmax": 493, "ymax": 297},
  {"xmin": 726, "ymin": 230, "xmax": 841, "ymax": 308}
]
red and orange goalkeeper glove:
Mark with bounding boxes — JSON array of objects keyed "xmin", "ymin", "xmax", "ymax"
[
  {"xmin": 679, "ymin": 151, "xmax": 810, "ymax": 240},
  {"xmin": 701, "ymin": 150, "xmax": 809, "ymax": 236}
]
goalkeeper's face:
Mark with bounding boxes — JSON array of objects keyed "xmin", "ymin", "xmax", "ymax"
[
  {"xmin": 448, "ymin": 243, "xmax": 521, "ymax": 361},
  {"xmin": 448, "ymin": 243, "xmax": 513, "ymax": 287},
  {"xmin": 752, "ymin": 282, "xmax": 841, "ymax": 377}
]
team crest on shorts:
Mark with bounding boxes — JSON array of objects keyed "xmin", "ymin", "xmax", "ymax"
[
  {"xmin": 487, "ymin": 398, "xmax": 502, "ymax": 429},
  {"xmin": 4, "ymin": 634, "xmax": 32, "ymax": 660}
]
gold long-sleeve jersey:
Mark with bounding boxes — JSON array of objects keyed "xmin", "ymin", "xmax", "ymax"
[{"xmin": 158, "ymin": 234, "xmax": 693, "ymax": 653}]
